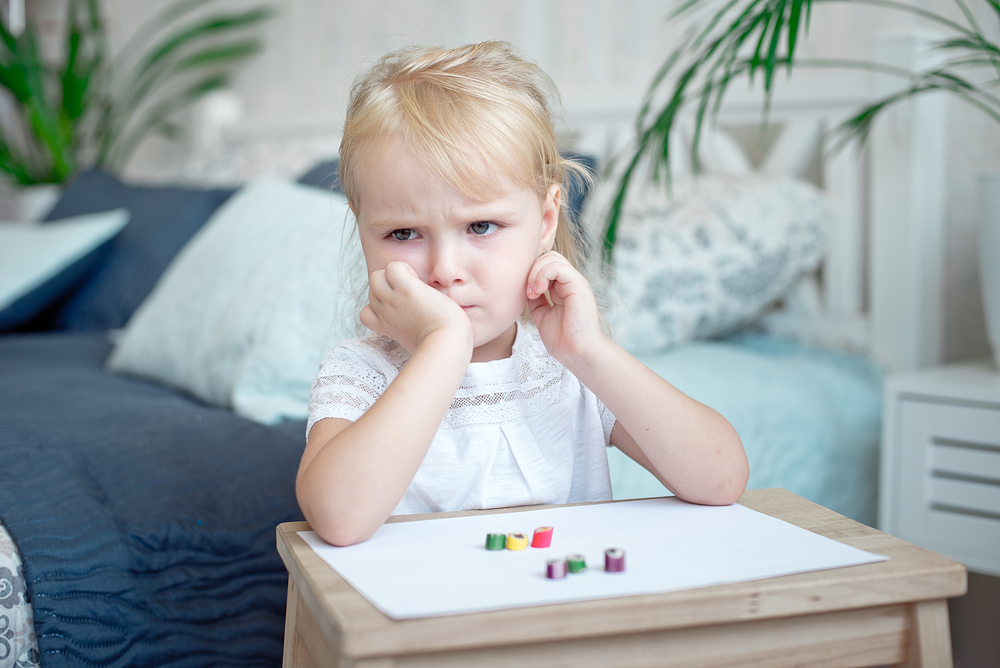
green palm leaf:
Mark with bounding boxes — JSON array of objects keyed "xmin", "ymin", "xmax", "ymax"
[
  {"xmin": 0, "ymin": 0, "xmax": 272, "ymax": 186},
  {"xmin": 96, "ymin": 4, "xmax": 273, "ymax": 169},
  {"xmin": 104, "ymin": 73, "xmax": 231, "ymax": 170},
  {"xmin": 132, "ymin": 7, "xmax": 273, "ymax": 84},
  {"xmin": 603, "ymin": 0, "xmax": 1000, "ymax": 263}
]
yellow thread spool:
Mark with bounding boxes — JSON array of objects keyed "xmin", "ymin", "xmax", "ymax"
[{"xmin": 506, "ymin": 532, "xmax": 528, "ymax": 550}]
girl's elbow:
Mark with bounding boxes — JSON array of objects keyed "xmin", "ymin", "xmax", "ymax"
[
  {"xmin": 715, "ymin": 456, "xmax": 750, "ymax": 505},
  {"xmin": 313, "ymin": 518, "xmax": 374, "ymax": 547},
  {"xmin": 685, "ymin": 481, "xmax": 745, "ymax": 506},
  {"xmin": 297, "ymin": 488, "xmax": 377, "ymax": 546},
  {"xmin": 715, "ymin": 432, "xmax": 749, "ymax": 505},
  {"xmin": 713, "ymin": 479, "xmax": 747, "ymax": 506},
  {"xmin": 692, "ymin": 456, "xmax": 749, "ymax": 506},
  {"xmin": 306, "ymin": 504, "xmax": 379, "ymax": 546}
]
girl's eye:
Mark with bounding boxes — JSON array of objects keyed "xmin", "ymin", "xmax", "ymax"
[
  {"xmin": 390, "ymin": 229, "xmax": 418, "ymax": 241},
  {"xmin": 469, "ymin": 221, "xmax": 497, "ymax": 235}
]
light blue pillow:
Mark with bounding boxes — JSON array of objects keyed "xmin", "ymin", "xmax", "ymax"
[
  {"xmin": 0, "ymin": 209, "xmax": 130, "ymax": 330},
  {"xmin": 107, "ymin": 177, "xmax": 355, "ymax": 425}
]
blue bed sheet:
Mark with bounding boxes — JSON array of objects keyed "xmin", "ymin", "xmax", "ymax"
[
  {"xmin": 0, "ymin": 332, "xmax": 306, "ymax": 667},
  {"xmin": 610, "ymin": 332, "xmax": 884, "ymax": 526}
]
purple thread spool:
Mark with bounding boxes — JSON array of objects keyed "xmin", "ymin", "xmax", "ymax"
[
  {"xmin": 546, "ymin": 558, "xmax": 568, "ymax": 579},
  {"xmin": 604, "ymin": 548, "xmax": 626, "ymax": 573}
]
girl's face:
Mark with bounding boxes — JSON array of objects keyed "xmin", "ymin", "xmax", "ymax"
[{"xmin": 352, "ymin": 136, "xmax": 559, "ymax": 362}]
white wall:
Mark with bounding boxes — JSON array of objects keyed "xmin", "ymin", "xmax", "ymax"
[{"xmin": 25, "ymin": 0, "xmax": 996, "ymax": 363}]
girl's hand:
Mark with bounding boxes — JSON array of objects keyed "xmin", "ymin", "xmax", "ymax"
[
  {"xmin": 526, "ymin": 251, "xmax": 604, "ymax": 369},
  {"xmin": 361, "ymin": 261, "xmax": 472, "ymax": 355}
]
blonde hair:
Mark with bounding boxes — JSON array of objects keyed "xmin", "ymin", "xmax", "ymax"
[{"xmin": 339, "ymin": 41, "xmax": 592, "ymax": 271}]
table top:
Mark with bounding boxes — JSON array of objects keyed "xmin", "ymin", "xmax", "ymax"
[
  {"xmin": 276, "ymin": 488, "xmax": 967, "ymax": 661},
  {"xmin": 886, "ymin": 358, "xmax": 1000, "ymax": 404}
]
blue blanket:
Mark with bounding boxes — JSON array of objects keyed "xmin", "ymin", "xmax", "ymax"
[
  {"xmin": 0, "ymin": 332, "xmax": 305, "ymax": 667},
  {"xmin": 610, "ymin": 332, "xmax": 884, "ymax": 526}
]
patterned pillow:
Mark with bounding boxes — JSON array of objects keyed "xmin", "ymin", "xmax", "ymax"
[{"xmin": 600, "ymin": 173, "xmax": 831, "ymax": 353}]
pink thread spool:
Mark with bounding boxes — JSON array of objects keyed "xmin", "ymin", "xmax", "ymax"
[
  {"xmin": 546, "ymin": 558, "xmax": 568, "ymax": 579},
  {"xmin": 604, "ymin": 548, "xmax": 626, "ymax": 573}
]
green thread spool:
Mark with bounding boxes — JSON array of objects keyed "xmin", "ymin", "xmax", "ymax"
[{"xmin": 485, "ymin": 533, "xmax": 507, "ymax": 550}]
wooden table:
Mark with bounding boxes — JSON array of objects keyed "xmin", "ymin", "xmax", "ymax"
[{"xmin": 276, "ymin": 489, "xmax": 967, "ymax": 668}]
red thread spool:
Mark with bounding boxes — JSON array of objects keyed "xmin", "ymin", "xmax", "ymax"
[{"xmin": 531, "ymin": 526, "xmax": 553, "ymax": 548}]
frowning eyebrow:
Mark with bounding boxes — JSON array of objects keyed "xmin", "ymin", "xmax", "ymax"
[{"xmin": 365, "ymin": 206, "xmax": 523, "ymax": 231}]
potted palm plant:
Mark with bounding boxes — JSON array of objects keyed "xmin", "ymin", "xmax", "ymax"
[
  {"xmin": 605, "ymin": 0, "xmax": 1000, "ymax": 364},
  {"xmin": 0, "ymin": 0, "xmax": 272, "ymax": 218}
]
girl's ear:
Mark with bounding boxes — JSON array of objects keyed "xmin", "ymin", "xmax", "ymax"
[{"xmin": 540, "ymin": 183, "xmax": 560, "ymax": 250}]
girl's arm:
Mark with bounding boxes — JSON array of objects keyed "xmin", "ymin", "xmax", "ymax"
[
  {"xmin": 574, "ymin": 340, "xmax": 747, "ymax": 505},
  {"xmin": 296, "ymin": 262, "xmax": 473, "ymax": 546},
  {"xmin": 528, "ymin": 254, "xmax": 748, "ymax": 506}
]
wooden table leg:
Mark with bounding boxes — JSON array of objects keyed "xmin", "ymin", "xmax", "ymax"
[
  {"xmin": 283, "ymin": 578, "xmax": 316, "ymax": 668},
  {"xmin": 898, "ymin": 599, "xmax": 954, "ymax": 668}
]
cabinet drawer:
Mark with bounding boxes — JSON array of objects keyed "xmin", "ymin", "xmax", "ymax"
[
  {"xmin": 931, "ymin": 441, "xmax": 1000, "ymax": 481},
  {"xmin": 897, "ymin": 400, "xmax": 1000, "ymax": 573}
]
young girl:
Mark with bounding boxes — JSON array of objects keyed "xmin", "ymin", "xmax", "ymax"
[{"xmin": 297, "ymin": 41, "xmax": 748, "ymax": 546}]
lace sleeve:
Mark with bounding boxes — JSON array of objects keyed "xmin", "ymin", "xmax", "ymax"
[
  {"xmin": 597, "ymin": 397, "xmax": 616, "ymax": 444},
  {"xmin": 306, "ymin": 336, "xmax": 405, "ymax": 439}
]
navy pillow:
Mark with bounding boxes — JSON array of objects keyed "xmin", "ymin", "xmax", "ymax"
[
  {"xmin": 0, "ymin": 237, "xmax": 118, "ymax": 332},
  {"xmin": 295, "ymin": 153, "xmax": 596, "ymax": 229},
  {"xmin": 297, "ymin": 158, "xmax": 342, "ymax": 193},
  {"xmin": 41, "ymin": 168, "xmax": 234, "ymax": 331}
]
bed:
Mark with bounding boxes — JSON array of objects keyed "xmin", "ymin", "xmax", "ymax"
[{"xmin": 0, "ymin": 32, "xmax": 944, "ymax": 668}]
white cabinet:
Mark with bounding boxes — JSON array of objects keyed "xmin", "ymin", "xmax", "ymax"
[{"xmin": 880, "ymin": 360, "xmax": 1000, "ymax": 576}]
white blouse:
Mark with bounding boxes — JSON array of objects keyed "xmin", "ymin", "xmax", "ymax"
[{"xmin": 307, "ymin": 321, "xmax": 615, "ymax": 515}]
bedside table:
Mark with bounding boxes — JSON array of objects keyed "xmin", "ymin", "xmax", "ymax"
[{"xmin": 880, "ymin": 359, "xmax": 1000, "ymax": 576}]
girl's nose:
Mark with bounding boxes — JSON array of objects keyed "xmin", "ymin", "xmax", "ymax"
[{"xmin": 427, "ymin": 243, "xmax": 466, "ymax": 288}]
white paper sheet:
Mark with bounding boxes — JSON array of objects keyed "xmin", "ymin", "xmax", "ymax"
[{"xmin": 299, "ymin": 497, "xmax": 886, "ymax": 619}]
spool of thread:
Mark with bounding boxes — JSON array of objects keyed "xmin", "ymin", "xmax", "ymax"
[
  {"xmin": 506, "ymin": 532, "xmax": 528, "ymax": 550},
  {"xmin": 604, "ymin": 548, "xmax": 626, "ymax": 573},
  {"xmin": 485, "ymin": 533, "xmax": 506, "ymax": 550},
  {"xmin": 531, "ymin": 526, "xmax": 553, "ymax": 548},
  {"xmin": 546, "ymin": 558, "xmax": 568, "ymax": 579},
  {"xmin": 566, "ymin": 554, "xmax": 587, "ymax": 573}
]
